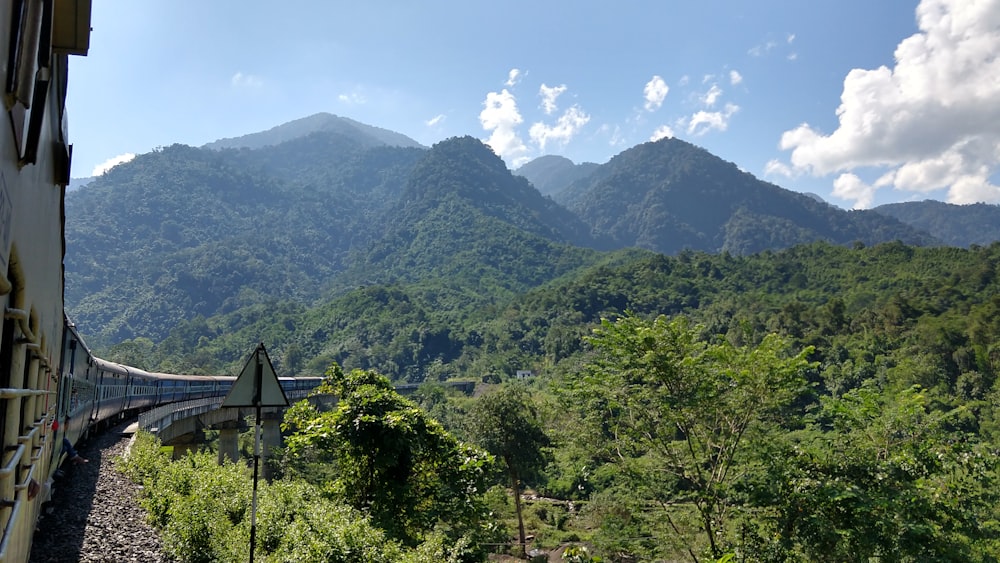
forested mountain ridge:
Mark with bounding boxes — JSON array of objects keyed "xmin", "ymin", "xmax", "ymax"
[
  {"xmin": 335, "ymin": 136, "xmax": 604, "ymax": 298},
  {"xmin": 202, "ymin": 112, "xmax": 423, "ymax": 151},
  {"xmin": 65, "ymin": 137, "xmax": 425, "ymax": 345},
  {"xmin": 514, "ymin": 154, "xmax": 599, "ymax": 197},
  {"xmin": 874, "ymin": 199, "xmax": 1000, "ymax": 247},
  {"xmin": 553, "ymin": 137, "xmax": 937, "ymax": 254},
  {"xmin": 66, "ymin": 115, "xmax": 993, "ymax": 350}
]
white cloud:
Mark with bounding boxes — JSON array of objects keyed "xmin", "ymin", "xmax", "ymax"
[
  {"xmin": 832, "ymin": 173, "xmax": 876, "ymax": 209},
  {"xmin": 729, "ymin": 70, "xmax": 743, "ymax": 85},
  {"xmin": 779, "ymin": 0, "xmax": 1000, "ymax": 207},
  {"xmin": 686, "ymin": 103, "xmax": 739, "ymax": 135},
  {"xmin": 539, "ymin": 83, "xmax": 567, "ymax": 115},
  {"xmin": 701, "ymin": 84, "xmax": 723, "ymax": 107},
  {"xmin": 337, "ymin": 92, "xmax": 366, "ymax": 104},
  {"xmin": 643, "ymin": 75, "xmax": 669, "ymax": 111},
  {"xmin": 91, "ymin": 153, "xmax": 136, "ymax": 176},
  {"xmin": 505, "ymin": 68, "xmax": 521, "ymax": 87},
  {"xmin": 650, "ymin": 125, "xmax": 675, "ymax": 141},
  {"xmin": 764, "ymin": 158, "xmax": 795, "ymax": 178},
  {"xmin": 787, "ymin": 33, "xmax": 796, "ymax": 44},
  {"xmin": 529, "ymin": 105, "xmax": 590, "ymax": 151},
  {"xmin": 425, "ymin": 114, "xmax": 445, "ymax": 127},
  {"xmin": 231, "ymin": 72, "xmax": 263, "ymax": 88},
  {"xmin": 480, "ymin": 88, "xmax": 529, "ymax": 165}
]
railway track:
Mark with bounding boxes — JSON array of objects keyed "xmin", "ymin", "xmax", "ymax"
[{"xmin": 28, "ymin": 419, "xmax": 172, "ymax": 563}]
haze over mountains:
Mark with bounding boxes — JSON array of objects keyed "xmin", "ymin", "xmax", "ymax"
[{"xmin": 64, "ymin": 113, "xmax": 1000, "ymax": 349}]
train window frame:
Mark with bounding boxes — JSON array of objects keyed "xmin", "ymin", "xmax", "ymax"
[{"xmin": 5, "ymin": 0, "xmax": 53, "ymax": 164}]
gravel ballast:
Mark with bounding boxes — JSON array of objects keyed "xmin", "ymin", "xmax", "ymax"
[{"xmin": 28, "ymin": 419, "xmax": 173, "ymax": 563}]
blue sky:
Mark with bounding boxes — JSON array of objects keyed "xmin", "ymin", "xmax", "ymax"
[{"xmin": 66, "ymin": 0, "xmax": 1000, "ymax": 209}]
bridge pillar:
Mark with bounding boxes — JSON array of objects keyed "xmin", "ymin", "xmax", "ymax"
[
  {"xmin": 261, "ymin": 413, "xmax": 283, "ymax": 483},
  {"xmin": 171, "ymin": 430, "xmax": 205, "ymax": 460},
  {"xmin": 217, "ymin": 421, "xmax": 242, "ymax": 465}
]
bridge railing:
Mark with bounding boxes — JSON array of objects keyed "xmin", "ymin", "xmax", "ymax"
[
  {"xmin": 138, "ymin": 397, "xmax": 224, "ymax": 433},
  {"xmin": 137, "ymin": 390, "xmax": 318, "ymax": 436}
]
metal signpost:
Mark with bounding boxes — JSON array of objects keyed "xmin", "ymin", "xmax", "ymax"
[{"xmin": 221, "ymin": 343, "xmax": 289, "ymax": 562}]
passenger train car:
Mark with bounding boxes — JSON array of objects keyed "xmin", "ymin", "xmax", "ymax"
[
  {"xmin": 0, "ymin": 3, "xmax": 325, "ymax": 560},
  {"xmin": 58, "ymin": 319, "xmax": 323, "ymax": 458},
  {"xmin": 0, "ymin": 1, "xmax": 93, "ymax": 560}
]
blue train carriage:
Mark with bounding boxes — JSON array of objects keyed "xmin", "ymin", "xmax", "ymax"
[
  {"xmin": 0, "ymin": 1, "xmax": 93, "ymax": 560},
  {"xmin": 56, "ymin": 318, "xmax": 96, "ymax": 450},
  {"xmin": 279, "ymin": 376, "xmax": 324, "ymax": 402}
]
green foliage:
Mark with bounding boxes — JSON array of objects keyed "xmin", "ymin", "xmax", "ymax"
[
  {"xmin": 120, "ymin": 428, "xmax": 496, "ymax": 562},
  {"xmin": 466, "ymin": 383, "xmax": 551, "ymax": 552},
  {"xmin": 742, "ymin": 384, "xmax": 1000, "ymax": 562},
  {"xmin": 283, "ymin": 365, "xmax": 499, "ymax": 551},
  {"xmin": 571, "ymin": 313, "xmax": 815, "ymax": 559}
]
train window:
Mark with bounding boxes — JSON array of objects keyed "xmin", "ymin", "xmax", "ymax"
[
  {"xmin": 0, "ymin": 295, "xmax": 12, "ymax": 445},
  {"xmin": 4, "ymin": 0, "xmax": 57, "ymax": 165}
]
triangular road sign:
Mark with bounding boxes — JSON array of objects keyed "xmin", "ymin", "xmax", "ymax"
[{"xmin": 222, "ymin": 343, "xmax": 289, "ymax": 408}]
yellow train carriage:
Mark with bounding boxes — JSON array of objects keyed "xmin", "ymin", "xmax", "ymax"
[{"xmin": 0, "ymin": 1, "xmax": 90, "ymax": 561}]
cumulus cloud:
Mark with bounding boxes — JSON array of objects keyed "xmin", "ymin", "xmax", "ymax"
[
  {"xmin": 687, "ymin": 103, "xmax": 740, "ymax": 135},
  {"xmin": 539, "ymin": 83, "xmax": 567, "ymax": 115},
  {"xmin": 425, "ymin": 114, "xmax": 445, "ymax": 127},
  {"xmin": 832, "ymin": 173, "xmax": 876, "ymax": 209},
  {"xmin": 764, "ymin": 158, "xmax": 796, "ymax": 179},
  {"xmin": 701, "ymin": 84, "xmax": 723, "ymax": 107},
  {"xmin": 778, "ymin": 0, "xmax": 1000, "ymax": 207},
  {"xmin": 92, "ymin": 153, "xmax": 136, "ymax": 176},
  {"xmin": 480, "ymin": 88, "xmax": 529, "ymax": 165},
  {"xmin": 643, "ymin": 75, "xmax": 669, "ymax": 111},
  {"xmin": 729, "ymin": 70, "xmax": 743, "ymax": 85},
  {"xmin": 529, "ymin": 106, "xmax": 590, "ymax": 151},
  {"xmin": 505, "ymin": 68, "xmax": 521, "ymax": 87},
  {"xmin": 650, "ymin": 125, "xmax": 675, "ymax": 141}
]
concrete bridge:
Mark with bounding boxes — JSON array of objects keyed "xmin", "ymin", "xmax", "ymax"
[
  {"xmin": 135, "ymin": 379, "xmax": 475, "ymax": 477},
  {"xmin": 135, "ymin": 390, "xmax": 334, "ymax": 479}
]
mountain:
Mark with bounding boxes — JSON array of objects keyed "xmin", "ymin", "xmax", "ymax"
[
  {"xmin": 201, "ymin": 112, "xmax": 424, "ymax": 151},
  {"xmin": 873, "ymin": 200, "xmax": 1000, "ymax": 247},
  {"xmin": 67, "ymin": 176, "xmax": 95, "ymax": 192},
  {"xmin": 554, "ymin": 137, "xmax": 937, "ymax": 255},
  {"xmin": 65, "ymin": 137, "xmax": 424, "ymax": 345},
  {"xmin": 343, "ymin": 136, "xmax": 601, "ymax": 291},
  {"xmin": 515, "ymin": 155, "xmax": 600, "ymax": 197},
  {"xmin": 65, "ymin": 116, "xmax": 968, "ymax": 349}
]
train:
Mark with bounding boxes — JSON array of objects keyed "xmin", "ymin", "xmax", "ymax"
[
  {"xmin": 57, "ymin": 318, "xmax": 323, "ymax": 454},
  {"xmin": 0, "ymin": 3, "xmax": 325, "ymax": 560}
]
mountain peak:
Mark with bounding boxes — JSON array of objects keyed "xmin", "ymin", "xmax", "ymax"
[{"xmin": 202, "ymin": 113, "xmax": 424, "ymax": 151}]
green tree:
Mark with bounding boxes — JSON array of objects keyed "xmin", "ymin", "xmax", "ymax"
[
  {"xmin": 283, "ymin": 364, "xmax": 497, "ymax": 551},
  {"xmin": 466, "ymin": 383, "xmax": 550, "ymax": 555},
  {"xmin": 573, "ymin": 314, "xmax": 814, "ymax": 561},
  {"xmin": 746, "ymin": 384, "xmax": 1000, "ymax": 562}
]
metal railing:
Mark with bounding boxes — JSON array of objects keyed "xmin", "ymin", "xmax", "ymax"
[{"xmin": 136, "ymin": 390, "xmax": 318, "ymax": 436}]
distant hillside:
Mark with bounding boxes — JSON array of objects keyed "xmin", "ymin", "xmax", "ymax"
[
  {"xmin": 555, "ymin": 138, "xmax": 936, "ymax": 255},
  {"xmin": 343, "ymin": 136, "xmax": 601, "ymax": 291},
  {"xmin": 202, "ymin": 112, "xmax": 424, "ymax": 151},
  {"xmin": 66, "ymin": 115, "xmax": 962, "ymax": 349},
  {"xmin": 873, "ymin": 200, "xmax": 1000, "ymax": 247},
  {"xmin": 65, "ymin": 138, "xmax": 423, "ymax": 345},
  {"xmin": 67, "ymin": 176, "xmax": 94, "ymax": 192},
  {"xmin": 515, "ymin": 155, "xmax": 600, "ymax": 197}
]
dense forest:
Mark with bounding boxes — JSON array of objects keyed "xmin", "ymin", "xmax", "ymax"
[
  {"xmin": 66, "ymin": 115, "xmax": 1000, "ymax": 560},
  {"xmin": 116, "ymin": 240, "xmax": 1000, "ymax": 561}
]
